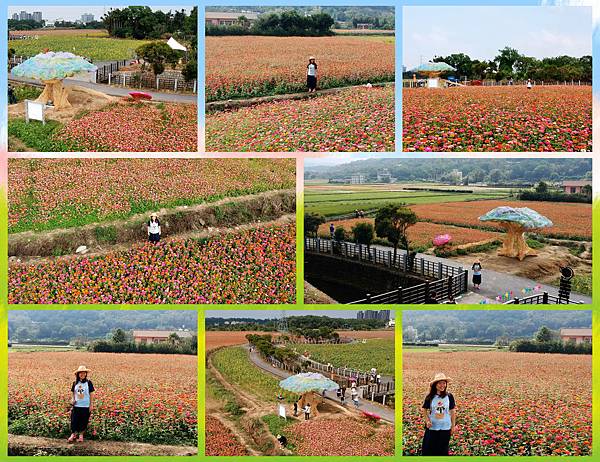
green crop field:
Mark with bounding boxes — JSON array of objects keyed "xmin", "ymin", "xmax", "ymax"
[
  {"xmin": 300, "ymin": 339, "xmax": 395, "ymax": 375},
  {"xmin": 9, "ymin": 34, "xmax": 151, "ymax": 61},
  {"xmin": 305, "ymin": 189, "xmax": 507, "ymax": 217},
  {"xmin": 211, "ymin": 346, "xmax": 296, "ymax": 402}
]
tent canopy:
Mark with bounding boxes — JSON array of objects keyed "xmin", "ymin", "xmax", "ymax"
[
  {"xmin": 167, "ymin": 37, "xmax": 187, "ymax": 51},
  {"xmin": 409, "ymin": 62, "xmax": 456, "ymax": 73}
]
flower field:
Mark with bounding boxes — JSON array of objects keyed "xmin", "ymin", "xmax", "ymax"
[
  {"xmin": 288, "ymin": 417, "xmax": 394, "ymax": 456},
  {"xmin": 8, "ymin": 352, "xmax": 197, "ymax": 445},
  {"xmin": 206, "ymin": 86, "xmax": 394, "ymax": 152},
  {"xmin": 318, "ymin": 219, "xmax": 501, "ymax": 248},
  {"xmin": 403, "ymin": 351, "xmax": 591, "ymax": 456},
  {"xmin": 205, "ymin": 417, "xmax": 246, "ymax": 456},
  {"xmin": 301, "ymin": 338, "xmax": 395, "ymax": 375},
  {"xmin": 409, "ymin": 200, "xmax": 591, "ymax": 239},
  {"xmin": 206, "ymin": 35, "xmax": 394, "ymax": 101},
  {"xmin": 9, "ymin": 158, "xmax": 295, "ymax": 233},
  {"xmin": 57, "ymin": 102, "xmax": 197, "ymax": 152},
  {"xmin": 8, "ymin": 225, "xmax": 296, "ymax": 304},
  {"xmin": 9, "ymin": 31, "xmax": 149, "ymax": 61},
  {"xmin": 403, "ymin": 86, "xmax": 592, "ymax": 152}
]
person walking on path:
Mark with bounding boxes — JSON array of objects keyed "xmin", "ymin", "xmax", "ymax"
[
  {"xmin": 421, "ymin": 373, "xmax": 456, "ymax": 456},
  {"xmin": 293, "ymin": 401, "xmax": 298, "ymax": 417},
  {"xmin": 307, "ymin": 56, "xmax": 318, "ymax": 92},
  {"xmin": 329, "ymin": 223, "xmax": 335, "ymax": 239},
  {"xmin": 147, "ymin": 213, "xmax": 161, "ymax": 243},
  {"xmin": 67, "ymin": 365, "xmax": 95, "ymax": 443},
  {"xmin": 472, "ymin": 260, "xmax": 482, "ymax": 290},
  {"xmin": 303, "ymin": 403, "xmax": 311, "ymax": 420}
]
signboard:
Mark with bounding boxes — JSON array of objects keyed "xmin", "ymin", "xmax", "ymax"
[{"xmin": 25, "ymin": 100, "xmax": 46, "ymax": 124}]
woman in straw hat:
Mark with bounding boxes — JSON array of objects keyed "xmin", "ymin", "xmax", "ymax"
[
  {"xmin": 68, "ymin": 365, "xmax": 95, "ymax": 443},
  {"xmin": 147, "ymin": 213, "xmax": 161, "ymax": 243},
  {"xmin": 420, "ymin": 372, "xmax": 456, "ymax": 456},
  {"xmin": 307, "ymin": 56, "xmax": 318, "ymax": 92}
]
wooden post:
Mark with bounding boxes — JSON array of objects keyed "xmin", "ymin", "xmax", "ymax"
[
  {"xmin": 174, "ymin": 79, "xmax": 178, "ymax": 92},
  {"xmin": 437, "ymin": 261, "xmax": 443, "ymax": 279},
  {"xmin": 543, "ymin": 292, "xmax": 549, "ymax": 304}
]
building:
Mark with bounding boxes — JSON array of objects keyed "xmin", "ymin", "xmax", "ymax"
[
  {"xmin": 132, "ymin": 330, "xmax": 195, "ymax": 344},
  {"xmin": 562, "ymin": 180, "xmax": 591, "ymax": 195},
  {"xmin": 205, "ymin": 11, "xmax": 259, "ymax": 26},
  {"xmin": 19, "ymin": 11, "xmax": 31, "ymax": 21},
  {"xmin": 559, "ymin": 328, "xmax": 592, "ymax": 344},
  {"xmin": 81, "ymin": 13, "xmax": 95, "ymax": 24},
  {"xmin": 32, "ymin": 11, "xmax": 43, "ymax": 22},
  {"xmin": 351, "ymin": 173, "xmax": 366, "ymax": 184},
  {"xmin": 12, "ymin": 13, "xmax": 19, "ymax": 20},
  {"xmin": 357, "ymin": 310, "xmax": 391, "ymax": 322},
  {"xmin": 377, "ymin": 168, "xmax": 392, "ymax": 183}
]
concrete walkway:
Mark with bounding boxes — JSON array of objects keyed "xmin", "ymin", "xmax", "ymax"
[
  {"xmin": 9, "ymin": 76, "xmax": 197, "ymax": 103},
  {"xmin": 314, "ymin": 239, "xmax": 591, "ymax": 304},
  {"xmin": 245, "ymin": 345, "xmax": 395, "ymax": 423}
]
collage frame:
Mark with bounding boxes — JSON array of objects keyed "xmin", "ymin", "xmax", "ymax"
[{"xmin": 1, "ymin": 0, "xmax": 599, "ymax": 460}]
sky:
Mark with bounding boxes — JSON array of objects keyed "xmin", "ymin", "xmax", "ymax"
[
  {"xmin": 403, "ymin": 6, "xmax": 591, "ymax": 69},
  {"xmin": 8, "ymin": 5, "xmax": 191, "ymax": 21},
  {"xmin": 206, "ymin": 310, "xmax": 395, "ymax": 320}
]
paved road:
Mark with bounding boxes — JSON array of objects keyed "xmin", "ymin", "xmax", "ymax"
[
  {"xmin": 245, "ymin": 345, "xmax": 395, "ymax": 423},
  {"xmin": 314, "ymin": 239, "xmax": 591, "ymax": 304},
  {"xmin": 9, "ymin": 76, "xmax": 197, "ymax": 103}
]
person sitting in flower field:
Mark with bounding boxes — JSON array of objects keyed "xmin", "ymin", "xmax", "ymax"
[
  {"xmin": 68, "ymin": 365, "xmax": 95, "ymax": 443},
  {"xmin": 421, "ymin": 372, "xmax": 456, "ymax": 456},
  {"xmin": 147, "ymin": 213, "xmax": 161, "ymax": 243},
  {"xmin": 307, "ymin": 56, "xmax": 318, "ymax": 93}
]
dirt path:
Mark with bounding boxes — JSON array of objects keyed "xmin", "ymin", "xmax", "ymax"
[
  {"xmin": 206, "ymin": 82, "xmax": 393, "ymax": 112},
  {"xmin": 10, "ymin": 189, "xmax": 295, "ymax": 258},
  {"xmin": 8, "ymin": 434, "xmax": 197, "ymax": 456}
]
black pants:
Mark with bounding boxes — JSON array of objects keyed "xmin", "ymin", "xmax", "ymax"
[
  {"xmin": 307, "ymin": 75, "xmax": 317, "ymax": 90},
  {"xmin": 421, "ymin": 429, "xmax": 451, "ymax": 456},
  {"xmin": 149, "ymin": 233, "xmax": 160, "ymax": 243},
  {"xmin": 70, "ymin": 406, "xmax": 90, "ymax": 433}
]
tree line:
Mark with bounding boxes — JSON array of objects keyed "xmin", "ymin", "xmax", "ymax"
[
  {"xmin": 207, "ymin": 10, "xmax": 334, "ymax": 36},
  {"xmin": 206, "ymin": 315, "xmax": 387, "ymax": 331},
  {"xmin": 404, "ymin": 46, "xmax": 592, "ymax": 82},
  {"xmin": 508, "ymin": 326, "xmax": 591, "ymax": 354},
  {"xmin": 306, "ymin": 158, "xmax": 592, "ymax": 184},
  {"xmin": 8, "ymin": 19, "xmax": 105, "ymax": 30},
  {"xmin": 88, "ymin": 328, "xmax": 197, "ymax": 355},
  {"xmin": 102, "ymin": 6, "xmax": 196, "ymax": 40},
  {"xmin": 402, "ymin": 310, "xmax": 590, "ymax": 343}
]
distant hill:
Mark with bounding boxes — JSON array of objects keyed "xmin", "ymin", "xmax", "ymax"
[
  {"xmin": 403, "ymin": 310, "xmax": 591, "ymax": 343},
  {"xmin": 9, "ymin": 311, "xmax": 197, "ymax": 343},
  {"xmin": 305, "ymin": 158, "xmax": 592, "ymax": 183}
]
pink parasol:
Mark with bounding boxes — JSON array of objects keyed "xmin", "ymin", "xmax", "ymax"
[{"xmin": 433, "ymin": 234, "xmax": 452, "ymax": 247}]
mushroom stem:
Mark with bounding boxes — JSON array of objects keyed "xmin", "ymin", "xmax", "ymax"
[
  {"xmin": 38, "ymin": 79, "xmax": 71, "ymax": 109},
  {"xmin": 498, "ymin": 222, "xmax": 538, "ymax": 261}
]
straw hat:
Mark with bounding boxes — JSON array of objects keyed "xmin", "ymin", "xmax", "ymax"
[
  {"xmin": 429, "ymin": 372, "xmax": 451, "ymax": 386},
  {"xmin": 309, "ymin": 56, "xmax": 316, "ymax": 60},
  {"xmin": 74, "ymin": 365, "xmax": 91, "ymax": 375},
  {"xmin": 150, "ymin": 212, "xmax": 158, "ymax": 218}
]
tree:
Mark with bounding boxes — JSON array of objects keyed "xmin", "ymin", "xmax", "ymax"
[
  {"xmin": 535, "ymin": 181, "xmax": 549, "ymax": 193},
  {"xmin": 168, "ymin": 332, "xmax": 181, "ymax": 346},
  {"xmin": 304, "ymin": 213, "xmax": 325, "ymax": 237},
  {"xmin": 112, "ymin": 328, "xmax": 127, "ymax": 343},
  {"xmin": 581, "ymin": 184, "xmax": 592, "ymax": 199},
  {"xmin": 374, "ymin": 204, "xmax": 417, "ymax": 264},
  {"xmin": 136, "ymin": 41, "xmax": 179, "ymax": 75},
  {"xmin": 352, "ymin": 222, "xmax": 375, "ymax": 256},
  {"xmin": 535, "ymin": 326, "xmax": 555, "ymax": 343},
  {"xmin": 333, "ymin": 227, "xmax": 347, "ymax": 242}
]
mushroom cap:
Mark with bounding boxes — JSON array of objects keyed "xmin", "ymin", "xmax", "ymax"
[
  {"xmin": 11, "ymin": 51, "xmax": 97, "ymax": 81},
  {"xmin": 479, "ymin": 206, "xmax": 553, "ymax": 229}
]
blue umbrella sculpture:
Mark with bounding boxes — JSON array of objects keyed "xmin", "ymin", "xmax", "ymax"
[
  {"xmin": 279, "ymin": 372, "xmax": 339, "ymax": 393},
  {"xmin": 479, "ymin": 206, "xmax": 553, "ymax": 260},
  {"xmin": 11, "ymin": 51, "xmax": 98, "ymax": 109},
  {"xmin": 409, "ymin": 61, "xmax": 456, "ymax": 76}
]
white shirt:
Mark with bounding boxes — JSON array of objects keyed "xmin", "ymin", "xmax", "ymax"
[
  {"xmin": 307, "ymin": 63, "xmax": 317, "ymax": 76},
  {"xmin": 148, "ymin": 220, "xmax": 160, "ymax": 234}
]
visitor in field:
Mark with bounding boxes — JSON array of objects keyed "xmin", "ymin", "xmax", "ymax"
[
  {"xmin": 307, "ymin": 56, "xmax": 318, "ymax": 93},
  {"xmin": 303, "ymin": 403, "xmax": 311, "ymax": 420},
  {"xmin": 421, "ymin": 373, "xmax": 456, "ymax": 456},
  {"xmin": 67, "ymin": 365, "xmax": 95, "ymax": 443},
  {"xmin": 293, "ymin": 400, "xmax": 298, "ymax": 417},
  {"xmin": 527, "ymin": 79, "xmax": 533, "ymax": 90},
  {"xmin": 329, "ymin": 223, "xmax": 335, "ymax": 239},
  {"xmin": 277, "ymin": 434, "xmax": 287, "ymax": 447},
  {"xmin": 472, "ymin": 260, "xmax": 482, "ymax": 290},
  {"xmin": 353, "ymin": 394, "xmax": 360, "ymax": 408},
  {"xmin": 147, "ymin": 213, "xmax": 161, "ymax": 243}
]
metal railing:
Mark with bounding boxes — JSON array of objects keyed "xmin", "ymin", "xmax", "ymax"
[
  {"xmin": 503, "ymin": 292, "xmax": 584, "ymax": 305},
  {"xmin": 305, "ymin": 237, "xmax": 469, "ymax": 304}
]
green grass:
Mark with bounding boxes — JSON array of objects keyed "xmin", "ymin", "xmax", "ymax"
[
  {"xmin": 403, "ymin": 344, "xmax": 505, "ymax": 353},
  {"xmin": 206, "ymin": 368, "xmax": 245, "ymax": 416},
  {"xmin": 550, "ymin": 274, "xmax": 592, "ymax": 296},
  {"xmin": 300, "ymin": 338, "xmax": 394, "ymax": 375},
  {"xmin": 305, "ymin": 191, "xmax": 508, "ymax": 217},
  {"xmin": 8, "ymin": 345, "xmax": 76, "ymax": 353},
  {"xmin": 261, "ymin": 414, "xmax": 297, "ymax": 452},
  {"xmin": 7, "ymin": 119, "xmax": 86, "ymax": 152},
  {"xmin": 211, "ymin": 346, "xmax": 296, "ymax": 403},
  {"xmin": 9, "ymin": 35, "xmax": 151, "ymax": 61}
]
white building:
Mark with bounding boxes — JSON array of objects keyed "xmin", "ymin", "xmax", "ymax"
[
  {"xmin": 81, "ymin": 13, "xmax": 95, "ymax": 24},
  {"xmin": 351, "ymin": 173, "xmax": 366, "ymax": 184}
]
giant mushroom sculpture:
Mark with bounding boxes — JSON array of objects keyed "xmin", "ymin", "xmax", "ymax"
[
  {"xmin": 11, "ymin": 51, "xmax": 97, "ymax": 110},
  {"xmin": 479, "ymin": 206, "xmax": 553, "ymax": 261},
  {"xmin": 279, "ymin": 372, "xmax": 339, "ymax": 418}
]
